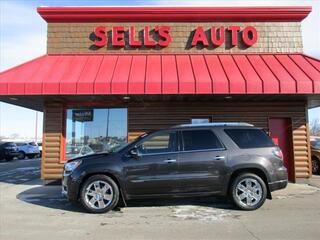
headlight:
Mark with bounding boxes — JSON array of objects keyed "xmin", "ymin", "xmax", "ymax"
[{"xmin": 64, "ymin": 160, "xmax": 82, "ymax": 172}]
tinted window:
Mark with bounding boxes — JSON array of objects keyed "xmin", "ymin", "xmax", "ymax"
[
  {"xmin": 4, "ymin": 142, "xmax": 16, "ymax": 147},
  {"xmin": 182, "ymin": 130, "xmax": 224, "ymax": 151},
  {"xmin": 138, "ymin": 131, "xmax": 177, "ymax": 154},
  {"xmin": 225, "ymin": 128, "xmax": 275, "ymax": 149}
]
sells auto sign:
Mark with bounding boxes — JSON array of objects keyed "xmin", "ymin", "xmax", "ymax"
[{"xmin": 93, "ymin": 25, "xmax": 258, "ymax": 48}]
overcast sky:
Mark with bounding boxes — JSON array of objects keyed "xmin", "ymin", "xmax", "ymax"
[{"xmin": 0, "ymin": 0, "xmax": 319, "ymax": 139}]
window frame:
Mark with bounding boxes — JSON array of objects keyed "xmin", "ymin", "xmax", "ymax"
[
  {"xmin": 180, "ymin": 128, "xmax": 226, "ymax": 153},
  {"xmin": 135, "ymin": 130, "xmax": 179, "ymax": 156}
]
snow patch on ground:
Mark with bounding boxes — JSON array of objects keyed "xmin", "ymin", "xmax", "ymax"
[{"xmin": 172, "ymin": 205, "xmax": 232, "ymax": 221}]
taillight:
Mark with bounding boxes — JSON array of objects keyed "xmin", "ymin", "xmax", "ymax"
[{"xmin": 273, "ymin": 147, "xmax": 283, "ymax": 160}]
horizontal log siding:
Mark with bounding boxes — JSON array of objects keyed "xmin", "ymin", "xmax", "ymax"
[
  {"xmin": 41, "ymin": 101, "xmax": 311, "ymax": 181},
  {"xmin": 41, "ymin": 103, "xmax": 64, "ymax": 180},
  {"xmin": 128, "ymin": 101, "xmax": 311, "ymax": 180}
]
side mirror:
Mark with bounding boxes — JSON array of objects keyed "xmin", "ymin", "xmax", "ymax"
[{"xmin": 129, "ymin": 147, "xmax": 140, "ymax": 158}]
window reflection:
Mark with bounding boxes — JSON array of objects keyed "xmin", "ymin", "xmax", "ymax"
[{"xmin": 65, "ymin": 108, "xmax": 127, "ymax": 159}]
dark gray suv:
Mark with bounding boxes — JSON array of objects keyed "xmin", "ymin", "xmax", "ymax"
[{"xmin": 62, "ymin": 123, "xmax": 288, "ymax": 213}]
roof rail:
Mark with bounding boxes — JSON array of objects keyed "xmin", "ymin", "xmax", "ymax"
[{"xmin": 172, "ymin": 122, "xmax": 254, "ymax": 128}]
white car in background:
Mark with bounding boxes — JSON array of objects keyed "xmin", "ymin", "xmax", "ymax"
[{"xmin": 16, "ymin": 142, "xmax": 40, "ymax": 159}]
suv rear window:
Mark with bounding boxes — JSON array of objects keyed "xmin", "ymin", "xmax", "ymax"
[
  {"xmin": 224, "ymin": 128, "xmax": 275, "ymax": 149},
  {"xmin": 182, "ymin": 130, "xmax": 224, "ymax": 151}
]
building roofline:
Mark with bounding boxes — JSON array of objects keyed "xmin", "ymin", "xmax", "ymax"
[{"xmin": 37, "ymin": 6, "xmax": 312, "ymax": 23}]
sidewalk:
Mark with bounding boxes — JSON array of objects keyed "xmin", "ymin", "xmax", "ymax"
[{"xmin": 309, "ymin": 174, "xmax": 320, "ymax": 189}]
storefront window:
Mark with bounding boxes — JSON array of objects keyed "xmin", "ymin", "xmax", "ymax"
[
  {"xmin": 65, "ymin": 108, "xmax": 127, "ymax": 159},
  {"xmin": 191, "ymin": 117, "xmax": 211, "ymax": 124}
]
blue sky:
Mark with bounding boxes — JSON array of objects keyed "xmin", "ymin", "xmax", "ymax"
[{"xmin": 0, "ymin": 0, "xmax": 319, "ymax": 139}]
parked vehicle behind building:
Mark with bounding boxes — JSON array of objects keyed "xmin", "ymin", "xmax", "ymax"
[
  {"xmin": 311, "ymin": 139, "xmax": 320, "ymax": 174},
  {"xmin": 62, "ymin": 123, "xmax": 288, "ymax": 213},
  {"xmin": 16, "ymin": 142, "xmax": 40, "ymax": 159},
  {"xmin": 0, "ymin": 142, "xmax": 19, "ymax": 161},
  {"xmin": 66, "ymin": 145, "xmax": 94, "ymax": 160},
  {"xmin": 38, "ymin": 143, "xmax": 42, "ymax": 157}
]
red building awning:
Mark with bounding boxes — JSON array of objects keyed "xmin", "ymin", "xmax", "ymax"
[{"xmin": 1, "ymin": 54, "xmax": 320, "ymax": 95}]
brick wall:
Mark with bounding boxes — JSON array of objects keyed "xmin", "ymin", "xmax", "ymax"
[{"xmin": 47, "ymin": 22, "xmax": 303, "ymax": 54}]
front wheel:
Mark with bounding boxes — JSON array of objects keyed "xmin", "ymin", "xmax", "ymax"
[
  {"xmin": 18, "ymin": 151, "xmax": 25, "ymax": 160},
  {"xmin": 230, "ymin": 173, "xmax": 267, "ymax": 211},
  {"xmin": 80, "ymin": 175, "xmax": 119, "ymax": 213}
]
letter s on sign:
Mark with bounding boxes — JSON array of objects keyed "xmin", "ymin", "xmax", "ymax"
[
  {"xmin": 242, "ymin": 26, "xmax": 258, "ymax": 46},
  {"xmin": 158, "ymin": 26, "xmax": 171, "ymax": 47},
  {"xmin": 94, "ymin": 26, "xmax": 107, "ymax": 47}
]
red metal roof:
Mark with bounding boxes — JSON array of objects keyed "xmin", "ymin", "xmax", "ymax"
[
  {"xmin": 1, "ymin": 54, "xmax": 320, "ymax": 96},
  {"xmin": 37, "ymin": 6, "xmax": 311, "ymax": 22}
]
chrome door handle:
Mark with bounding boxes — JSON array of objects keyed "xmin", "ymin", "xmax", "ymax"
[
  {"xmin": 214, "ymin": 156, "xmax": 225, "ymax": 160},
  {"xmin": 163, "ymin": 159, "xmax": 177, "ymax": 163}
]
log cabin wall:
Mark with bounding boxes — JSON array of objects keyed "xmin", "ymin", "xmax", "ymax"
[
  {"xmin": 41, "ymin": 103, "xmax": 64, "ymax": 180},
  {"xmin": 41, "ymin": 101, "xmax": 311, "ymax": 182}
]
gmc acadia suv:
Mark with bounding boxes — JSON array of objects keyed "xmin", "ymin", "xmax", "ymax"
[{"xmin": 62, "ymin": 123, "xmax": 288, "ymax": 213}]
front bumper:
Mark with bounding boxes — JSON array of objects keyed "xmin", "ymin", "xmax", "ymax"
[{"xmin": 62, "ymin": 172, "xmax": 81, "ymax": 202}]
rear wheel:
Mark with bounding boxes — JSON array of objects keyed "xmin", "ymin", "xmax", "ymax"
[
  {"xmin": 80, "ymin": 175, "xmax": 119, "ymax": 213},
  {"xmin": 312, "ymin": 158, "xmax": 320, "ymax": 175},
  {"xmin": 230, "ymin": 173, "xmax": 267, "ymax": 211}
]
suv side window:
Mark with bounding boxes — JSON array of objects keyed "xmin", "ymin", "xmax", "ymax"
[
  {"xmin": 137, "ymin": 131, "xmax": 177, "ymax": 155},
  {"xmin": 182, "ymin": 129, "xmax": 224, "ymax": 151},
  {"xmin": 224, "ymin": 128, "xmax": 275, "ymax": 149}
]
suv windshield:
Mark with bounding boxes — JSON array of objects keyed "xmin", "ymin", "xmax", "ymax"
[{"xmin": 108, "ymin": 132, "xmax": 150, "ymax": 153}]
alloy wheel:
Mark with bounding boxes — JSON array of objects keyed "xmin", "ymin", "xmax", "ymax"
[
  {"xmin": 235, "ymin": 178, "xmax": 263, "ymax": 207},
  {"xmin": 84, "ymin": 180, "xmax": 114, "ymax": 210}
]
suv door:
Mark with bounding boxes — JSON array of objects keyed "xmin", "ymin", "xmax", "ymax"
[
  {"xmin": 123, "ymin": 130, "xmax": 179, "ymax": 196},
  {"xmin": 178, "ymin": 129, "xmax": 227, "ymax": 193}
]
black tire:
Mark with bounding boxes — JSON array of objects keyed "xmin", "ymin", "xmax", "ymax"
[
  {"xmin": 312, "ymin": 158, "xmax": 320, "ymax": 175},
  {"xmin": 80, "ymin": 175, "xmax": 119, "ymax": 213},
  {"xmin": 18, "ymin": 151, "xmax": 25, "ymax": 160},
  {"xmin": 230, "ymin": 173, "xmax": 267, "ymax": 211},
  {"xmin": 27, "ymin": 154, "xmax": 36, "ymax": 159}
]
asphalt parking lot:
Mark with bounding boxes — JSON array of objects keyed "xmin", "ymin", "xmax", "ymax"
[{"xmin": 0, "ymin": 159, "xmax": 320, "ymax": 240}]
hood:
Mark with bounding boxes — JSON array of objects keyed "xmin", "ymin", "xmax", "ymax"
[{"xmin": 66, "ymin": 152, "xmax": 111, "ymax": 163}]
